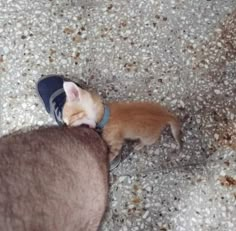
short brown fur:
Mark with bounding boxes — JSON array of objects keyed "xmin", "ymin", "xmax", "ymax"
[{"xmin": 0, "ymin": 126, "xmax": 108, "ymax": 231}]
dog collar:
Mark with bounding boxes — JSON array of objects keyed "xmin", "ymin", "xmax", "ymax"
[{"xmin": 96, "ymin": 105, "xmax": 110, "ymax": 129}]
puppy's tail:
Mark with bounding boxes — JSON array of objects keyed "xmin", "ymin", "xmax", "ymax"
[{"xmin": 168, "ymin": 117, "xmax": 182, "ymax": 149}]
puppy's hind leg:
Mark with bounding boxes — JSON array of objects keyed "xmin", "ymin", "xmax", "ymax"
[
  {"xmin": 134, "ymin": 135, "xmax": 158, "ymax": 150},
  {"xmin": 169, "ymin": 118, "xmax": 182, "ymax": 149}
]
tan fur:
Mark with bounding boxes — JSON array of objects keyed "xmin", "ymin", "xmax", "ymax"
[
  {"xmin": 102, "ymin": 102, "xmax": 181, "ymax": 160},
  {"xmin": 63, "ymin": 82, "xmax": 104, "ymax": 128},
  {"xmin": 63, "ymin": 82, "xmax": 182, "ymax": 161}
]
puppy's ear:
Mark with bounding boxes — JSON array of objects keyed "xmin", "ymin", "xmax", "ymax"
[{"xmin": 63, "ymin": 82, "xmax": 81, "ymax": 101}]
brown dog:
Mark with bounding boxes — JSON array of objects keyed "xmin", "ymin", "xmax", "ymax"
[{"xmin": 0, "ymin": 126, "xmax": 108, "ymax": 231}]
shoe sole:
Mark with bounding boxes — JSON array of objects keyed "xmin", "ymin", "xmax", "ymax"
[{"xmin": 109, "ymin": 153, "xmax": 122, "ymax": 171}]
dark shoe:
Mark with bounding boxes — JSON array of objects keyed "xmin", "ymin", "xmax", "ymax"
[{"xmin": 37, "ymin": 75, "xmax": 68, "ymax": 125}]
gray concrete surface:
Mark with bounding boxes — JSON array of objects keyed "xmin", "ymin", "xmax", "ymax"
[{"xmin": 0, "ymin": 0, "xmax": 236, "ymax": 230}]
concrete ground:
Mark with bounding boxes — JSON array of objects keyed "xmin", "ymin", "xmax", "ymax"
[{"xmin": 0, "ymin": 0, "xmax": 236, "ymax": 230}]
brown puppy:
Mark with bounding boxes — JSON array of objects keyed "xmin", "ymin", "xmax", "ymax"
[{"xmin": 63, "ymin": 82, "xmax": 181, "ymax": 161}]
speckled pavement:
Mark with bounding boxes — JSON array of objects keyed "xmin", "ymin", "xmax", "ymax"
[{"xmin": 0, "ymin": 0, "xmax": 236, "ymax": 230}]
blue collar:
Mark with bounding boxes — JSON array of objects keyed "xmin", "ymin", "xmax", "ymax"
[{"xmin": 96, "ymin": 105, "xmax": 110, "ymax": 129}]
